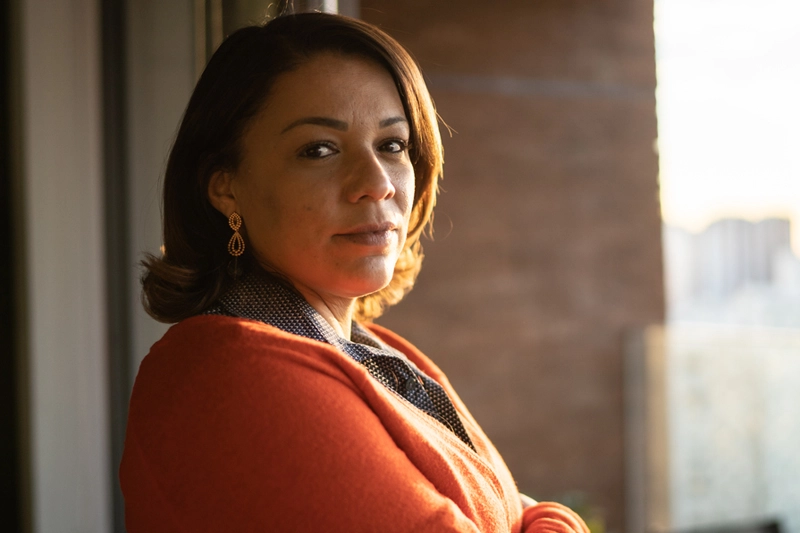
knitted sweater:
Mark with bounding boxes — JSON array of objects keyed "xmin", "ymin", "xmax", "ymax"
[{"xmin": 120, "ymin": 315, "xmax": 588, "ymax": 533}]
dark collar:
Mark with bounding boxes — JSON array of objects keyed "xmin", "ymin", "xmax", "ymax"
[
  {"xmin": 208, "ymin": 270, "xmax": 403, "ymax": 362},
  {"xmin": 204, "ymin": 270, "xmax": 476, "ymax": 451}
]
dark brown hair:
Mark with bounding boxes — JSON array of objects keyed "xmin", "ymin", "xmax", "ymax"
[{"xmin": 142, "ymin": 12, "xmax": 442, "ymax": 323}]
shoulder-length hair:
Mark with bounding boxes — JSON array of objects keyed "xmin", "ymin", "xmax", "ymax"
[{"xmin": 142, "ymin": 12, "xmax": 442, "ymax": 323}]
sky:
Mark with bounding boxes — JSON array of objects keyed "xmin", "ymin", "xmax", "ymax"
[{"xmin": 654, "ymin": 0, "xmax": 800, "ymax": 253}]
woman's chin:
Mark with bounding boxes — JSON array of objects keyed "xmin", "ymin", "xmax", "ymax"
[
  {"xmin": 333, "ymin": 267, "xmax": 395, "ymax": 299},
  {"xmin": 340, "ymin": 257, "xmax": 397, "ymax": 292},
  {"xmin": 274, "ymin": 254, "xmax": 398, "ymax": 303},
  {"xmin": 341, "ymin": 276, "xmax": 393, "ymax": 299}
]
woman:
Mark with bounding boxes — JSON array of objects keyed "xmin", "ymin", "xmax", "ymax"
[{"xmin": 120, "ymin": 12, "xmax": 588, "ymax": 533}]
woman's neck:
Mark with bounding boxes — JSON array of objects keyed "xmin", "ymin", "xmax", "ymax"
[{"xmin": 293, "ymin": 285, "xmax": 355, "ymax": 340}]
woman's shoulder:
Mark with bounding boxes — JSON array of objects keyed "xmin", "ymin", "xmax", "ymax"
[
  {"xmin": 146, "ymin": 314, "xmax": 336, "ymax": 366},
  {"xmin": 134, "ymin": 314, "xmax": 353, "ymax": 401},
  {"xmin": 153, "ymin": 313, "xmax": 315, "ymax": 352}
]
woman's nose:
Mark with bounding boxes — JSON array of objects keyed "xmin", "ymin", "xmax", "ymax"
[{"xmin": 345, "ymin": 151, "xmax": 397, "ymax": 203}]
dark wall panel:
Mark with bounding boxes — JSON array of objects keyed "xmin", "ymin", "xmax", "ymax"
[{"xmin": 0, "ymin": 0, "xmax": 22, "ymax": 530}]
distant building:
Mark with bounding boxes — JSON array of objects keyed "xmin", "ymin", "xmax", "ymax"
[
  {"xmin": 775, "ymin": 247, "xmax": 800, "ymax": 294},
  {"xmin": 663, "ymin": 225, "xmax": 696, "ymax": 304},
  {"xmin": 657, "ymin": 219, "xmax": 800, "ymax": 531},
  {"xmin": 663, "ymin": 217, "xmax": 800, "ymax": 327},
  {"xmin": 694, "ymin": 218, "xmax": 791, "ymax": 299}
]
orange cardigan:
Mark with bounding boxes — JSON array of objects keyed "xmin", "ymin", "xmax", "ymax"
[{"xmin": 120, "ymin": 315, "xmax": 587, "ymax": 532}]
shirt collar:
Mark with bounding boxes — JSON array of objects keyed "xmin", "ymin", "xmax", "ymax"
[{"xmin": 213, "ymin": 270, "xmax": 400, "ymax": 360}]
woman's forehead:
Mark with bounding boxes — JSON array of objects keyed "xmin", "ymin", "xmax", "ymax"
[{"xmin": 254, "ymin": 54, "xmax": 408, "ymax": 133}]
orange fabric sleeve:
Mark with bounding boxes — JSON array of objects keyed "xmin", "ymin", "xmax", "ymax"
[
  {"xmin": 522, "ymin": 502, "xmax": 590, "ymax": 533},
  {"xmin": 122, "ymin": 318, "xmax": 485, "ymax": 532}
]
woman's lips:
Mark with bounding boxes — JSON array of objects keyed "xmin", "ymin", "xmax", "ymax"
[
  {"xmin": 336, "ymin": 222, "xmax": 397, "ymax": 247},
  {"xmin": 338, "ymin": 230, "xmax": 394, "ymax": 246}
]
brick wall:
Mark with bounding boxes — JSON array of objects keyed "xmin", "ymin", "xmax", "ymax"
[{"xmin": 363, "ymin": 1, "xmax": 665, "ymax": 529}]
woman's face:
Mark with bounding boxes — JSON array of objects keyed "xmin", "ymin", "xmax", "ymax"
[{"xmin": 224, "ymin": 53, "xmax": 415, "ymax": 303}]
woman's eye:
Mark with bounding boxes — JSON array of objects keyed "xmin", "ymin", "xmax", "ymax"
[
  {"xmin": 380, "ymin": 139, "xmax": 409, "ymax": 154},
  {"xmin": 299, "ymin": 142, "xmax": 337, "ymax": 159}
]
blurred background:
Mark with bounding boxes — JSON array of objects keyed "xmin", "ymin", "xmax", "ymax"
[{"xmin": 0, "ymin": 0, "xmax": 797, "ymax": 532}]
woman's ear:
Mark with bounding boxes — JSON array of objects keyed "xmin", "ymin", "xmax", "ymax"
[{"xmin": 207, "ymin": 170, "xmax": 237, "ymax": 217}]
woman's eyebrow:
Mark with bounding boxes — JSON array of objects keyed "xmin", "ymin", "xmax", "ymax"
[
  {"xmin": 380, "ymin": 116, "xmax": 407, "ymax": 128},
  {"xmin": 281, "ymin": 116, "xmax": 348, "ymax": 133},
  {"xmin": 280, "ymin": 115, "xmax": 407, "ymax": 134}
]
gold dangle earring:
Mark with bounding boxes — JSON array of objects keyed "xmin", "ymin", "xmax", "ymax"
[
  {"xmin": 227, "ymin": 212, "xmax": 245, "ymax": 256},
  {"xmin": 227, "ymin": 212, "xmax": 245, "ymax": 279}
]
